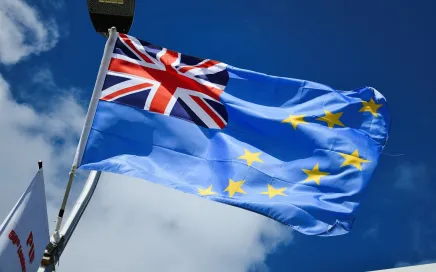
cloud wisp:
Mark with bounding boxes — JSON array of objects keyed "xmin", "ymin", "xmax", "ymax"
[
  {"xmin": 0, "ymin": 0, "xmax": 59, "ymax": 65},
  {"xmin": 0, "ymin": 72, "xmax": 85, "ymax": 225}
]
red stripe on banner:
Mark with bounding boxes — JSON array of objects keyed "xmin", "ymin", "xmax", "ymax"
[
  {"xmin": 101, "ymin": 82, "xmax": 154, "ymax": 101},
  {"xmin": 119, "ymin": 33, "xmax": 155, "ymax": 64},
  {"xmin": 179, "ymin": 59, "xmax": 219, "ymax": 73},
  {"xmin": 191, "ymin": 96, "xmax": 226, "ymax": 128}
]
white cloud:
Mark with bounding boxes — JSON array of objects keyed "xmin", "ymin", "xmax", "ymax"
[
  {"xmin": 32, "ymin": 67, "xmax": 56, "ymax": 87},
  {"xmin": 395, "ymin": 260, "xmax": 436, "ymax": 268},
  {"xmin": 0, "ymin": 73, "xmax": 85, "ymax": 223},
  {"xmin": 59, "ymin": 173, "xmax": 292, "ymax": 272},
  {"xmin": 0, "ymin": 71, "xmax": 292, "ymax": 271},
  {"xmin": 0, "ymin": 0, "xmax": 59, "ymax": 64}
]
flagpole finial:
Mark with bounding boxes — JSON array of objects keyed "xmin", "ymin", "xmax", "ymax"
[{"xmin": 38, "ymin": 160, "xmax": 43, "ymax": 169}]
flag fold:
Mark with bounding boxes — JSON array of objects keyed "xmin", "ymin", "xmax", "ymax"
[{"xmin": 76, "ymin": 32, "xmax": 390, "ymax": 236}]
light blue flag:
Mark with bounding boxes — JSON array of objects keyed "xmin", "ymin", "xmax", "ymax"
[{"xmin": 74, "ymin": 30, "xmax": 390, "ymax": 236}]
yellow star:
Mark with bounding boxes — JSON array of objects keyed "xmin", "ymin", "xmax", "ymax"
[
  {"xmin": 224, "ymin": 179, "xmax": 246, "ymax": 198},
  {"xmin": 281, "ymin": 114, "xmax": 307, "ymax": 130},
  {"xmin": 198, "ymin": 185, "xmax": 217, "ymax": 196},
  {"xmin": 338, "ymin": 149, "xmax": 370, "ymax": 171},
  {"xmin": 359, "ymin": 98, "xmax": 382, "ymax": 117},
  {"xmin": 316, "ymin": 110, "xmax": 344, "ymax": 128},
  {"xmin": 302, "ymin": 163, "xmax": 329, "ymax": 185},
  {"xmin": 260, "ymin": 184, "xmax": 287, "ymax": 199},
  {"xmin": 238, "ymin": 149, "xmax": 263, "ymax": 166}
]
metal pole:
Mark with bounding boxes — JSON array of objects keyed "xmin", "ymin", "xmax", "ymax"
[
  {"xmin": 38, "ymin": 27, "xmax": 118, "ymax": 271},
  {"xmin": 38, "ymin": 171, "xmax": 102, "ymax": 272},
  {"xmin": 58, "ymin": 171, "xmax": 101, "ymax": 255},
  {"xmin": 52, "ymin": 166, "xmax": 76, "ymax": 243},
  {"xmin": 73, "ymin": 26, "xmax": 118, "ymax": 167},
  {"xmin": 55, "ymin": 25, "xmax": 117, "ymax": 242}
]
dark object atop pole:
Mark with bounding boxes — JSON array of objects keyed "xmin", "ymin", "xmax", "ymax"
[
  {"xmin": 38, "ymin": 160, "xmax": 43, "ymax": 169},
  {"xmin": 87, "ymin": 0, "xmax": 135, "ymax": 35}
]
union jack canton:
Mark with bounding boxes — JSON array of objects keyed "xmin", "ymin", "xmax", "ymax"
[{"xmin": 101, "ymin": 33, "xmax": 230, "ymax": 129}]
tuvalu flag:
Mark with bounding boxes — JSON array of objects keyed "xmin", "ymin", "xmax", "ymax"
[
  {"xmin": 74, "ymin": 28, "xmax": 390, "ymax": 236},
  {"xmin": 0, "ymin": 166, "xmax": 49, "ymax": 272}
]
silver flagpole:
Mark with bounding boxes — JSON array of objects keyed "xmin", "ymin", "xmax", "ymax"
[
  {"xmin": 39, "ymin": 26, "xmax": 118, "ymax": 271},
  {"xmin": 58, "ymin": 171, "xmax": 101, "ymax": 253},
  {"xmin": 38, "ymin": 171, "xmax": 101, "ymax": 272}
]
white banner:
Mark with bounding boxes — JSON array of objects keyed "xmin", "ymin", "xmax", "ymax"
[{"xmin": 0, "ymin": 168, "xmax": 49, "ymax": 272}]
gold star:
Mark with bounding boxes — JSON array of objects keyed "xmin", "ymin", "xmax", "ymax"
[
  {"xmin": 317, "ymin": 110, "xmax": 344, "ymax": 128},
  {"xmin": 260, "ymin": 184, "xmax": 287, "ymax": 199},
  {"xmin": 281, "ymin": 114, "xmax": 307, "ymax": 130},
  {"xmin": 238, "ymin": 149, "xmax": 263, "ymax": 166},
  {"xmin": 224, "ymin": 179, "xmax": 246, "ymax": 198},
  {"xmin": 302, "ymin": 163, "xmax": 329, "ymax": 185},
  {"xmin": 198, "ymin": 185, "xmax": 217, "ymax": 196},
  {"xmin": 359, "ymin": 98, "xmax": 382, "ymax": 117},
  {"xmin": 338, "ymin": 149, "xmax": 370, "ymax": 171}
]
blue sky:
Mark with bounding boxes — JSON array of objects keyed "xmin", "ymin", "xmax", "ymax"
[{"xmin": 0, "ymin": 0, "xmax": 435, "ymax": 271}]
